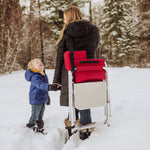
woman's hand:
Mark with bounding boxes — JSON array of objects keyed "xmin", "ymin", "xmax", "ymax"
[{"xmin": 50, "ymin": 83, "xmax": 62, "ymax": 91}]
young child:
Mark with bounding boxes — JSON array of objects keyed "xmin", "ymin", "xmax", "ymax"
[{"xmin": 25, "ymin": 59, "xmax": 51, "ymax": 133}]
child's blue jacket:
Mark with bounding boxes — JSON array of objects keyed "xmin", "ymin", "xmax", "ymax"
[{"xmin": 25, "ymin": 69, "xmax": 50, "ymax": 105}]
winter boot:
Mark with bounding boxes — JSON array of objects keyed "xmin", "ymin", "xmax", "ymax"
[
  {"xmin": 79, "ymin": 122, "xmax": 95, "ymax": 140},
  {"xmin": 79, "ymin": 128, "xmax": 92, "ymax": 140},
  {"xmin": 26, "ymin": 123, "xmax": 35, "ymax": 128},
  {"xmin": 64, "ymin": 118, "xmax": 71, "ymax": 128},
  {"xmin": 64, "ymin": 118, "xmax": 78, "ymax": 137},
  {"xmin": 36, "ymin": 120, "xmax": 44, "ymax": 133},
  {"xmin": 64, "ymin": 118, "xmax": 72, "ymax": 137}
]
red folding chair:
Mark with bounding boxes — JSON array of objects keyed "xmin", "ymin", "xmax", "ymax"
[{"xmin": 64, "ymin": 51, "xmax": 111, "ymax": 131}]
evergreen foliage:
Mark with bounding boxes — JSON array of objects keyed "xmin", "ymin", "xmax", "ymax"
[
  {"xmin": 101, "ymin": 0, "xmax": 137, "ymax": 66},
  {"xmin": 0, "ymin": 0, "xmax": 150, "ymax": 74},
  {"xmin": 40, "ymin": 0, "xmax": 80, "ymax": 42}
]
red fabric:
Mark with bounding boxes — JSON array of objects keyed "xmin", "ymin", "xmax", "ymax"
[
  {"xmin": 64, "ymin": 51, "xmax": 106, "ymax": 83},
  {"xmin": 64, "ymin": 51, "xmax": 87, "ymax": 71}
]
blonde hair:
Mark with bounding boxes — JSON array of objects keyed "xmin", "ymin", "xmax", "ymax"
[
  {"xmin": 28, "ymin": 59, "xmax": 41, "ymax": 69},
  {"xmin": 56, "ymin": 6, "xmax": 82, "ymax": 44}
]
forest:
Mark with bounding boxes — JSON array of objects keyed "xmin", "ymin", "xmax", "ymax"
[{"xmin": 0, "ymin": 0, "xmax": 150, "ymax": 74}]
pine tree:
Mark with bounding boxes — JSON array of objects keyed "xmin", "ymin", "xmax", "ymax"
[
  {"xmin": 101, "ymin": 0, "xmax": 137, "ymax": 66},
  {"xmin": 41, "ymin": 0, "xmax": 80, "ymax": 42}
]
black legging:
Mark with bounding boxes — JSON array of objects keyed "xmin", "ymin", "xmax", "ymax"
[{"xmin": 75, "ymin": 108, "xmax": 92, "ymax": 125}]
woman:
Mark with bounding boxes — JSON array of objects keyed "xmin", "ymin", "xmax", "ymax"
[{"xmin": 52, "ymin": 6, "xmax": 100, "ymax": 140}]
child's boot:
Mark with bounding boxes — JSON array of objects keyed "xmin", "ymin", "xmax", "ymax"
[
  {"xmin": 36, "ymin": 120, "xmax": 44, "ymax": 132},
  {"xmin": 26, "ymin": 123, "xmax": 35, "ymax": 128}
]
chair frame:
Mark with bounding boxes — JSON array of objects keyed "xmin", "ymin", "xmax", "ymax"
[{"xmin": 68, "ymin": 61, "xmax": 111, "ymax": 131}]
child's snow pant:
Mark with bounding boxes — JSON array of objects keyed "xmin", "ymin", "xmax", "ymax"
[{"xmin": 29, "ymin": 104, "xmax": 45, "ymax": 124}]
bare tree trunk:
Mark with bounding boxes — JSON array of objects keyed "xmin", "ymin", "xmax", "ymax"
[
  {"xmin": 137, "ymin": 0, "xmax": 150, "ymax": 64},
  {"xmin": 38, "ymin": 0, "xmax": 44, "ymax": 62},
  {"xmin": 1, "ymin": 0, "xmax": 22, "ymax": 72},
  {"xmin": 0, "ymin": 0, "xmax": 5, "ymax": 71},
  {"xmin": 4, "ymin": 29, "xmax": 11, "ymax": 71},
  {"xmin": 29, "ymin": 0, "xmax": 37, "ymax": 59},
  {"xmin": 89, "ymin": 1, "xmax": 92, "ymax": 23}
]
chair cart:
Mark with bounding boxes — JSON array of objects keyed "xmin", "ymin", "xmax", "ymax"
[{"xmin": 64, "ymin": 50, "xmax": 111, "ymax": 134}]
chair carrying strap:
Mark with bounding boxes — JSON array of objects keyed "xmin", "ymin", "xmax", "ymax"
[{"xmin": 69, "ymin": 36, "xmax": 75, "ymax": 72}]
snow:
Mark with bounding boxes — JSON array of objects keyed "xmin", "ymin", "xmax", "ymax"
[
  {"xmin": 93, "ymin": 0, "xmax": 104, "ymax": 6},
  {"xmin": 110, "ymin": 31, "xmax": 117, "ymax": 36},
  {"xmin": 0, "ymin": 68, "xmax": 150, "ymax": 150}
]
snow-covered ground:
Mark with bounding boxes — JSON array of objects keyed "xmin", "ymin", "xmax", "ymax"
[{"xmin": 0, "ymin": 67, "xmax": 150, "ymax": 150}]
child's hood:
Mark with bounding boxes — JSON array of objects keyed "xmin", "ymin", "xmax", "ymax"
[
  {"xmin": 25, "ymin": 69, "xmax": 46, "ymax": 81},
  {"xmin": 25, "ymin": 69, "xmax": 35, "ymax": 81}
]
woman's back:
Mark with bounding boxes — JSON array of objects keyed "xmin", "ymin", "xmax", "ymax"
[{"xmin": 64, "ymin": 20, "xmax": 100, "ymax": 59}]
